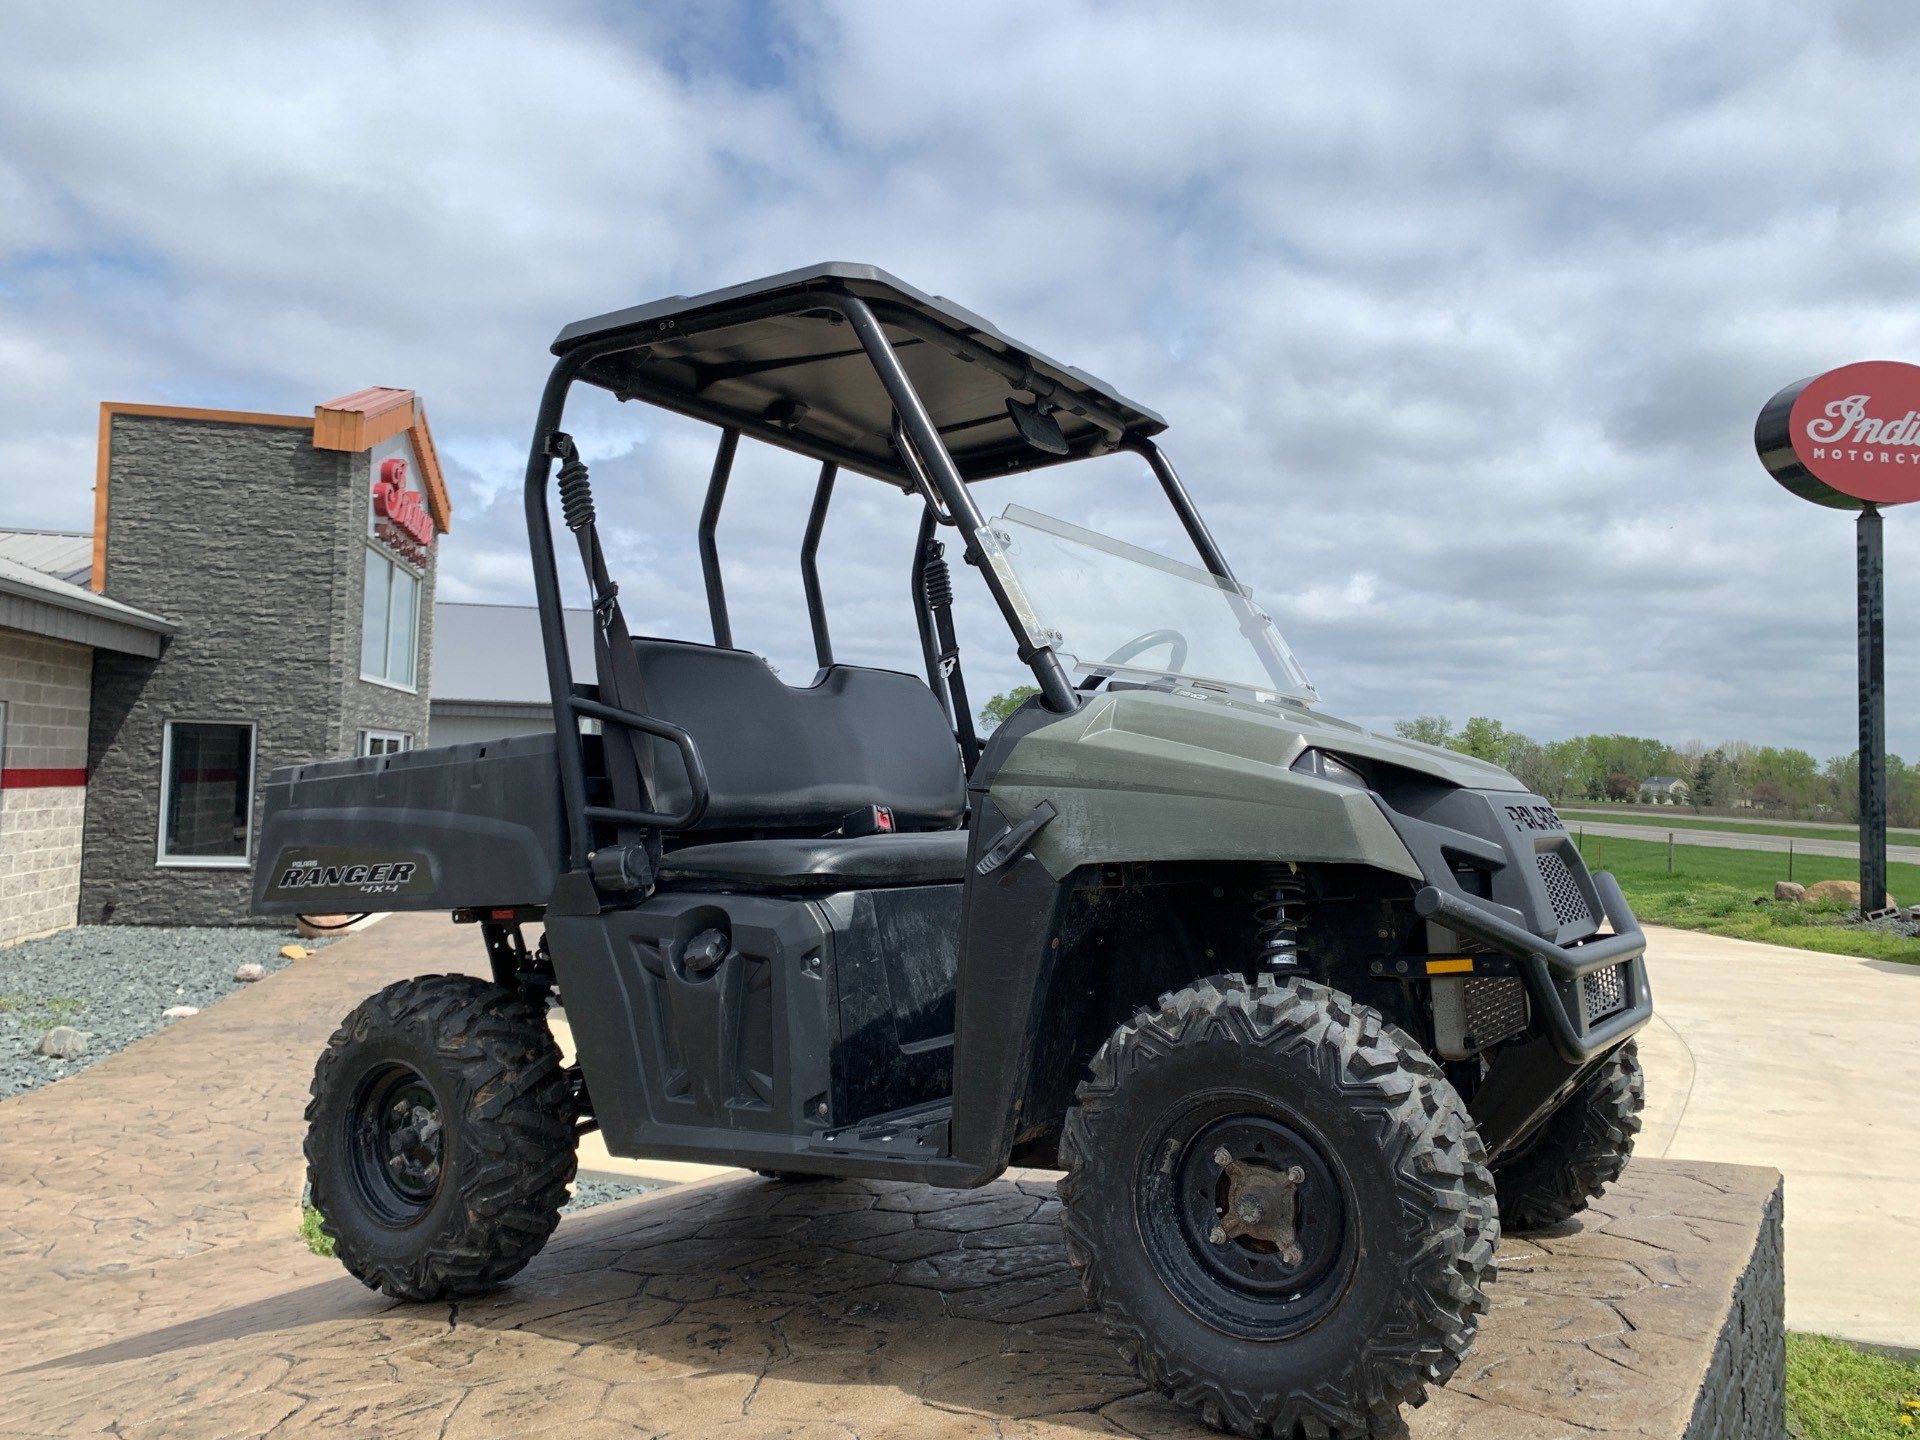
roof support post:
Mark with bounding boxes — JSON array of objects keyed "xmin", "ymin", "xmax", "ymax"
[
  {"xmin": 912, "ymin": 507, "xmax": 947, "ymax": 710},
  {"xmin": 1128, "ymin": 435, "xmax": 1304, "ymax": 697},
  {"xmin": 523, "ymin": 352, "xmax": 596, "ymax": 871},
  {"xmin": 831, "ymin": 293, "xmax": 1078, "ymax": 714},
  {"xmin": 801, "ymin": 460, "xmax": 837, "ymax": 669},
  {"xmin": 698, "ymin": 428, "xmax": 739, "ymax": 648},
  {"xmin": 1126, "ymin": 436, "xmax": 1237, "ymax": 583}
]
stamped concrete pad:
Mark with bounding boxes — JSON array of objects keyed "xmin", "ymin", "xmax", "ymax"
[{"xmin": 3, "ymin": 1156, "xmax": 1781, "ymax": 1439}]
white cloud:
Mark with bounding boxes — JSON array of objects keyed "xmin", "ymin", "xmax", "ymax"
[{"xmin": 2, "ymin": 1, "xmax": 1919, "ymax": 756}]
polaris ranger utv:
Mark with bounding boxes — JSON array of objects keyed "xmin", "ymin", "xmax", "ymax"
[{"xmin": 258, "ymin": 264, "xmax": 1650, "ymax": 1439}]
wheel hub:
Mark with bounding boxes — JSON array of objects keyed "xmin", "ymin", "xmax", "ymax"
[
  {"xmin": 1139, "ymin": 1104, "xmax": 1355, "ymax": 1338},
  {"xmin": 382, "ymin": 1089, "xmax": 444, "ymax": 1195},
  {"xmin": 348, "ymin": 1064, "xmax": 447, "ymax": 1222},
  {"xmin": 1209, "ymin": 1148, "xmax": 1307, "ymax": 1264}
]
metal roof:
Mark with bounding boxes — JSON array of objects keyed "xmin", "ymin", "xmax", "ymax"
[
  {"xmin": 0, "ymin": 528, "xmax": 92, "ymax": 586},
  {"xmin": 552, "ymin": 263, "xmax": 1167, "ymax": 486},
  {"xmin": 0, "ymin": 552, "xmax": 175, "ymax": 657}
]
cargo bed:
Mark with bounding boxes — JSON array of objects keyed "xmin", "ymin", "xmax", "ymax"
[{"xmin": 252, "ymin": 733, "xmax": 569, "ymax": 915}]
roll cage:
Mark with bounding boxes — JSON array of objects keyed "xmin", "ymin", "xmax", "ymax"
[{"xmin": 521, "ymin": 263, "xmax": 1250, "ymax": 878}]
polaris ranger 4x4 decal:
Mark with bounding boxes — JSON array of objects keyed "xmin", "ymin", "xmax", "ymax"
[{"xmin": 265, "ymin": 846, "xmax": 435, "ymax": 901}]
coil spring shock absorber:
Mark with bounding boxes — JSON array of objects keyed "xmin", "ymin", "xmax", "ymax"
[{"xmin": 1254, "ymin": 863, "xmax": 1308, "ymax": 970}]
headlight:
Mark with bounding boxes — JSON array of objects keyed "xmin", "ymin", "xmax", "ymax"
[{"xmin": 1292, "ymin": 748, "xmax": 1370, "ymax": 789}]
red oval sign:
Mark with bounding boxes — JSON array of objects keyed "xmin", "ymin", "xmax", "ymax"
[{"xmin": 1756, "ymin": 360, "xmax": 1920, "ymax": 508}]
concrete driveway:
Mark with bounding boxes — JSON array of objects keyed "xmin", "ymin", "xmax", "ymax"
[
  {"xmin": 1634, "ymin": 924, "xmax": 1919, "ymax": 1349},
  {"xmin": 0, "ymin": 909, "xmax": 1901, "ymax": 1438}
]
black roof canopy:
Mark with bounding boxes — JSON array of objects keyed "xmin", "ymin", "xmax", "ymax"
[{"xmin": 552, "ymin": 263, "xmax": 1167, "ymax": 486}]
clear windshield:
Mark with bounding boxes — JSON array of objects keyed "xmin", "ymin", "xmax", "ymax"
[{"xmin": 977, "ymin": 504, "xmax": 1316, "ymax": 702}]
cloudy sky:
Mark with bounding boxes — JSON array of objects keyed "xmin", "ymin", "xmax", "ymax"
[{"xmin": 4, "ymin": 2, "xmax": 1918, "ymax": 758}]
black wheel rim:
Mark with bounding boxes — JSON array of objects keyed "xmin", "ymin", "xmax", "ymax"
[
  {"xmin": 1136, "ymin": 1092, "xmax": 1356, "ymax": 1340},
  {"xmin": 347, "ymin": 1061, "xmax": 447, "ymax": 1225}
]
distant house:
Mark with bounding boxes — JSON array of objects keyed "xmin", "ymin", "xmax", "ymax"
[{"xmin": 1640, "ymin": 776, "xmax": 1690, "ymax": 805}]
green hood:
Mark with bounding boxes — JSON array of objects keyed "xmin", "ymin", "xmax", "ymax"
[{"xmin": 989, "ymin": 688, "xmax": 1524, "ymax": 881}]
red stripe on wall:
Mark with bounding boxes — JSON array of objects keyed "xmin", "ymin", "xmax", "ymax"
[{"xmin": 0, "ymin": 768, "xmax": 88, "ymax": 788}]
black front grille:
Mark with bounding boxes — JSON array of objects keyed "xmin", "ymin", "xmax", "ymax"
[
  {"xmin": 1537, "ymin": 851, "xmax": 1593, "ymax": 928},
  {"xmin": 1582, "ymin": 963, "xmax": 1627, "ymax": 1021},
  {"xmin": 1463, "ymin": 976, "xmax": 1529, "ymax": 1047}
]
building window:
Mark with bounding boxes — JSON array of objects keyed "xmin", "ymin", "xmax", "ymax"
[
  {"xmin": 360, "ymin": 730, "xmax": 412, "ymax": 757},
  {"xmin": 361, "ymin": 546, "xmax": 420, "ymax": 690},
  {"xmin": 158, "ymin": 721, "xmax": 255, "ymax": 867}
]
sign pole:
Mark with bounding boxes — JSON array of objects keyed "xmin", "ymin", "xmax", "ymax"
[
  {"xmin": 1756, "ymin": 361, "xmax": 1920, "ymax": 916},
  {"xmin": 1857, "ymin": 504, "xmax": 1888, "ymax": 914}
]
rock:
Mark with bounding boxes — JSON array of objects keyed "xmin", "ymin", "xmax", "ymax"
[
  {"xmin": 1774, "ymin": 881, "xmax": 1807, "ymax": 903},
  {"xmin": 1803, "ymin": 879, "xmax": 1860, "ymax": 905},
  {"xmin": 161, "ymin": 1005, "xmax": 200, "ymax": 1020},
  {"xmin": 278, "ymin": 944, "xmax": 313, "ymax": 960},
  {"xmin": 35, "ymin": 1026, "xmax": 91, "ymax": 1059},
  {"xmin": 234, "ymin": 963, "xmax": 267, "ymax": 983},
  {"xmin": 296, "ymin": 915, "xmax": 352, "ymax": 939},
  {"xmin": 1802, "ymin": 879, "xmax": 1898, "ymax": 909}
]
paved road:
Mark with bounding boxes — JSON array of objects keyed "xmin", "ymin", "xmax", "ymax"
[{"xmin": 1570, "ymin": 816, "xmax": 1920, "ymax": 868}]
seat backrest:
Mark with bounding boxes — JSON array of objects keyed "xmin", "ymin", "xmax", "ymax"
[{"xmin": 629, "ymin": 638, "xmax": 966, "ymax": 833}]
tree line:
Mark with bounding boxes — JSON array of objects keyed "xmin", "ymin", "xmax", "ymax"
[{"xmin": 1394, "ymin": 715, "xmax": 1920, "ymax": 825}]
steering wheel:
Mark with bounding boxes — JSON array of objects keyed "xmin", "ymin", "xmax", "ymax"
[{"xmin": 1102, "ymin": 628, "xmax": 1189, "ymax": 672}]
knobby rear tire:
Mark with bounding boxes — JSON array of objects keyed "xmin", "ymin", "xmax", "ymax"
[{"xmin": 305, "ymin": 973, "xmax": 576, "ymax": 1301}]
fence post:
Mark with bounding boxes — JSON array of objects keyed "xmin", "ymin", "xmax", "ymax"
[
  {"xmin": 1788, "ymin": 839, "xmax": 1794, "ymax": 883},
  {"xmin": 1667, "ymin": 832, "xmax": 1674, "ymax": 875}
]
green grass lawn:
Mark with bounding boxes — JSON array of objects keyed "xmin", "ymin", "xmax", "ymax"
[
  {"xmin": 1787, "ymin": 1333, "xmax": 1920, "ymax": 1438},
  {"xmin": 1577, "ymin": 832, "xmax": 1920, "ymax": 963},
  {"xmin": 1561, "ymin": 806, "xmax": 1920, "ymax": 846}
]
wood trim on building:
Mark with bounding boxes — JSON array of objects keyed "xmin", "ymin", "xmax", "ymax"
[{"xmin": 314, "ymin": 388, "xmax": 452, "ymax": 534}]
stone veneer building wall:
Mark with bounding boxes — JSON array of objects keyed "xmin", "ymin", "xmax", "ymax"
[
  {"xmin": 0, "ymin": 631, "xmax": 94, "ymax": 943},
  {"xmin": 79, "ymin": 400, "xmax": 445, "ymax": 926}
]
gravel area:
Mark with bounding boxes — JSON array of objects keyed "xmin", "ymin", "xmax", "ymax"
[
  {"xmin": 564, "ymin": 1177, "xmax": 667, "ymax": 1212},
  {"xmin": 0, "ymin": 925, "xmax": 330, "ymax": 1098}
]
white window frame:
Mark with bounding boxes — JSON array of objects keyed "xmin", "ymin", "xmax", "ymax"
[
  {"xmin": 360, "ymin": 542, "xmax": 424, "ymax": 694},
  {"xmin": 156, "ymin": 718, "xmax": 258, "ymax": 869},
  {"xmin": 360, "ymin": 729, "xmax": 413, "ymax": 757}
]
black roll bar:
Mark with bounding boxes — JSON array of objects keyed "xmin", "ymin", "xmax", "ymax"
[
  {"xmin": 526, "ymin": 283, "xmax": 1119, "ymax": 874},
  {"xmin": 831, "ymin": 293, "xmax": 1079, "ymax": 713},
  {"xmin": 912, "ymin": 507, "xmax": 948, "ymax": 714},
  {"xmin": 697, "ymin": 428, "xmax": 739, "ymax": 648},
  {"xmin": 801, "ymin": 461, "xmax": 837, "ymax": 669}
]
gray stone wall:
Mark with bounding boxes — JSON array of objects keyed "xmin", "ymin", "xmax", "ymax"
[
  {"xmin": 80, "ymin": 413, "xmax": 437, "ymax": 925},
  {"xmin": 0, "ymin": 630, "xmax": 92, "ymax": 942},
  {"xmin": 1684, "ymin": 1179, "xmax": 1786, "ymax": 1440}
]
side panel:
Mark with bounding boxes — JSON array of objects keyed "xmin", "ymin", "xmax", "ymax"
[
  {"xmin": 987, "ymin": 691, "xmax": 1421, "ymax": 881},
  {"xmin": 547, "ymin": 893, "xmax": 835, "ymax": 1160},
  {"xmin": 252, "ymin": 734, "xmax": 567, "ymax": 914},
  {"xmin": 950, "ymin": 793, "xmax": 1076, "ymax": 1177},
  {"xmin": 549, "ymin": 884, "xmax": 967, "ymax": 1171}
]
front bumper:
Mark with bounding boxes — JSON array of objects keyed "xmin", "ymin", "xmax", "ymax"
[{"xmin": 1414, "ymin": 871, "xmax": 1651, "ymax": 1063}]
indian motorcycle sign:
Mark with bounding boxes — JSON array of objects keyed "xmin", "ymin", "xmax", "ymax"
[{"xmin": 1756, "ymin": 360, "xmax": 1920, "ymax": 509}]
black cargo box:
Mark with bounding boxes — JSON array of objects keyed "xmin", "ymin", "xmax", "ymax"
[{"xmin": 252, "ymin": 733, "xmax": 568, "ymax": 916}]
